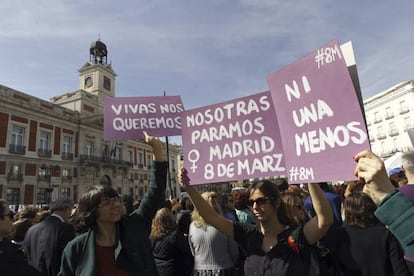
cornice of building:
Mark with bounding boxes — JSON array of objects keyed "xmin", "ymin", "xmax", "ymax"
[{"xmin": 363, "ymin": 80, "xmax": 414, "ymax": 111}]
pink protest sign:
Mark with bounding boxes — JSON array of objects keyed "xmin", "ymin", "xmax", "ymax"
[
  {"xmin": 267, "ymin": 40, "xmax": 369, "ymax": 184},
  {"xmin": 104, "ymin": 96, "xmax": 184, "ymax": 140},
  {"xmin": 181, "ymin": 91, "xmax": 286, "ymax": 185}
]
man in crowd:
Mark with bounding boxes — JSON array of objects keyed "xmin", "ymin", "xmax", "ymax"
[{"xmin": 25, "ymin": 199, "xmax": 75, "ymax": 276}]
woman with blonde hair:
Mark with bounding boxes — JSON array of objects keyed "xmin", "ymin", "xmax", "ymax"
[
  {"xmin": 189, "ymin": 191, "xmax": 239, "ymax": 276},
  {"xmin": 150, "ymin": 208, "xmax": 193, "ymax": 276}
]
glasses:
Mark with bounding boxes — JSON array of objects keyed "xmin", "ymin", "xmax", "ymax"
[
  {"xmin": 248, "ymin": 197, "xmax": 270, "ymax": 208},
  {"xmin": 0, "ymin": 211, "xmax": 14, "ymax": 220},
  {"xmin": 99, "ymin": 197, "xmax": 122, "ymax": 208}
]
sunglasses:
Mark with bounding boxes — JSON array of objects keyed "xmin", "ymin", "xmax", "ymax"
[
  {"xmin": 248, "ymin": 197, "xmax": 270, "ymax": 208},
  {"xmin": 1, "ymin": 211, "xmax": 14, "ymax": 220}
]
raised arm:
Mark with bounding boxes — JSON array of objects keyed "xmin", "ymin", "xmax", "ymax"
[
  {"xmin": 136, "ymin": 131, "xmax": 167, "ymax": 229},
  {"xmin": 353, "ymin": 150, "xmax": 395, "ymax": 204},
  {"xmin": 303, "ymin": 183, "xmax": 333, "ymax": 244},
  {"xmin": 144, "ymin": 130, "xmax": 166, "ymax": 162},
  {"xmin": 179, "ymin": 167, "xmax": 234, "ymax": 239}
]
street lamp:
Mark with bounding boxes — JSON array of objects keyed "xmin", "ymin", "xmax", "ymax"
[{"xmin": 41, "ymin": 164, "xmax": 56, "ymax": 205}]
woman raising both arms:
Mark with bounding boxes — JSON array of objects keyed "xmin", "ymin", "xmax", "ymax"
[{"xmin": 179, "ymin": 168, "xmax": 333, "ymax": 276}]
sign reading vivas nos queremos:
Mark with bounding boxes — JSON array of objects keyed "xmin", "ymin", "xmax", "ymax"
[{"xmin": 104, "ymin": 96, "xmax": 184, "ymax": 140}]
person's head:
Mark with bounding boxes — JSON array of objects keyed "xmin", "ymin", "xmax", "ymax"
[
  {"xmin": 192, "ymin": 191, "xmax": 222, "ymax": 228},
  {"xmin": 247, "ymin": 180, "xmax": 291, "ymax": 226},
  {"xmin": 220, "ymin": 193, "xmax": 235, "ymax": 212},
  {"xmin": 235, "ymin": 192, "xmax": 249, "ymax": 210},
  {"xmin": 280, "ymin": 192, "xmax": 305, "ymax": 226},
  {"xmin": 75, "ymin": 185, "xmax": 122, "ymax": 232},
  {"xmin": 150, "ymin": 208, "xmax": 176, "ymax": 240},
  {"xmin": 0, "ymin": 199, "xmax": 14, "ymax": 240},
  {"xmin": 401, "ymin": 151, "xmax": 414, "ymax": 182},
  {"xmin": 274, "ymin": 178, "xmax": 289, "ymax": 193},
  {"xmin": 343, "ymin": 192, "xmax": 380, "ymax": 227},
  {"xmin": 50, "ymin": 199, "xmax": 74, "ymax": 221},
  {"xmin": 18, "ymin": 206, "xmax": 38, "ymax": 222},
  {"xmin": 36, "ymin": 210, "xmax": 50, "ymax": 223},
  {"xmin": 344, "ymin": 180, "xmax": 364, "ymax": 198}
]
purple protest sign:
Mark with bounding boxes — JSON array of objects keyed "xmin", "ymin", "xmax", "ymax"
[
  {"xmin": 104, "ymin": 96, "xmax": 184, "ymax": 140},
  {"xmin": 267, "ymin": 40, "xmax": 369, "ymax": 184},
  {"xmin": 181, "ymin": 91, "xmax": 286, "ymax": 185}
]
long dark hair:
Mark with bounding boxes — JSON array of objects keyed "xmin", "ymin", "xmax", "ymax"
[
  {"xmin": 343, "ymin": 192, "xmax": 380, "ymax": 227},
  {"xmin": 248, "ymin": 180, "xmax": 293, "ymax": 226},
  {"xmin": 75, "ymin": 185, "xmax": 119, "ymax": 232}
]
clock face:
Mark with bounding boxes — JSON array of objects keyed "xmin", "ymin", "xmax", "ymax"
[{"xmin": 84, "ymin": 76, "xmax": 93, "ymax": 88}]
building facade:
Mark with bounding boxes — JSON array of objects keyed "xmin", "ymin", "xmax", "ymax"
[
  {"xmin": 364, "ymin": 80, "xmax": 414, "ymax": 158},
  {"xmin": 0, "ymin": 40, "xmax": 182, "ymax": 207}
]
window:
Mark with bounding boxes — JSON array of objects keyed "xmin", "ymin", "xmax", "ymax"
[
  {"xmin": 385, "ymin": 107, "xmax": 394, "ymax": 119},
  {"xmin": 146, "ymin": 154, "xmax": 152, "ymax": 168},
  {"xmin": 114, "ymin": 147, "xmax": 121, "ymax": 160},
  {"xmin": 7, "ymin": 164, "xmax": 23, "ymax": 181},
  {"xmin": 86, "ymin": 141, "xmax": 94, "ymax": 157},
  {"xmin": 103, "ymin": 76, "xmax": 111, "ymax": 90},
  {"xmin": 11, "ymin": 125, "xmax": 25, "ymax": 145},
  {"xmin": 7, "ymin": 188, "xmax": 20, "ymax": 205},
  {"xmin": 138, "ymin": 152, "xmax": 143, "ymax": 168},
  {"xmin": 63, "ymin": 136, "xmax": 72, "ymax": 153},
  {"xmin": 405, "ymin": 117, "xmax": 413, "ymax": 129},
  {"xmin": 128, "ymin": 150, "xmax": 133, "ymax": 162},
  {"xmin": 400, "ymin": 100, "xmax": 409, "ymax": 114},
  {"xmin": 39, "ymin": 131, "xmax": 50, "ymax": 150},
  {"xmin": 62, "ymin": 168, "xmax": 72, "ymax": 181},
  {"xmin": 374, "ymin": 111, "xmax": 381, "ymax": 123},
  {"xmin": 36, "ymin": 188, "xmax": 48, "ymax": 205},
  {"xmin": 61, "ymin": 188, "xmax": 71, "ymax": 199}
]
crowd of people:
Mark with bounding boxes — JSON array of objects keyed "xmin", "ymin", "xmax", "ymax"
[{"xmin": 1, "ymin": 132, "xmax": 414, "ymax": 275}]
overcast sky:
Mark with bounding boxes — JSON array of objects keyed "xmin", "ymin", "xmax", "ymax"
[{"xmin": 1, "ymin": 1, "xmax": 413, "ymax": 112}]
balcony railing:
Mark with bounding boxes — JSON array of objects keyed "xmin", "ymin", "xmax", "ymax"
[
  {"xmin": 377, "ymin": 133, "xmax": 387, "ymax": 140},
  {"xmin": 400, "ymin": 107, "xmax": 409, "ymax": 114},
  {"xmin": 37, "ymin": 175, "xmax": 51, "ymax": 181},
  {"xmin": 62, "ymin": 175, "xmax": 73, "ymax": 182},
  {"xmin": 373, "ymin": 117, "xmax": 382, "ymax": 124},
  {"xmin": 80, "ymin": 155, "xmax": 133, "ymax": 167},
  {"xmin": 9, "ymin": 144, "xmax": 26, "ymax": 155},
  {"xmin": 62, "ymin": 152, "xmax": 74, "ymax": 160},
  {"xmin": 7, "ymin": 173, "xmax": 23, "ymax": 181},
  {"xmin": 38, "ymin": 148, "xmax": 52, "ymax": 158},
  {"xmin": 389, "ymin": 129, "xmax": 399, "ymax": 136}
]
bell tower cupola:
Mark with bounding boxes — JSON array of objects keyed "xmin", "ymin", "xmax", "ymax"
[{"xmin": 79, "ymin": 39, "xmax": 116, "ymax": 98}]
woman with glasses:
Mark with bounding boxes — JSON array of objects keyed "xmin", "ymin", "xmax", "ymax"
[
  {"xmin": 179, "ymin": 168, "xmax": 333, "ymax": 275},
  {"xmin": 59, "ymin": 131, "xmax": 167, "ymax": 276}
]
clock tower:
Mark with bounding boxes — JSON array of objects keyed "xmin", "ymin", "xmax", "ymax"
[{"xmin": 78, "ymin": 40, "xmax": 116, "ymax": 99}]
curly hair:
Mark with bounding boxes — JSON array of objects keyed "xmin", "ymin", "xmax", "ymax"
[
  {"xmin": 150, "ymin": 208, "xmax": 176, "ymax": 240},
  {"xmin": 18, "ymin": 206, "xmax": 38, "ymax": 220},
  {"xmin": 343, "ymin": 192, "xmax": 380, "ymax": 227},
  {"xmin": 191, "ymin": 191, "xmax": 222, "ymax": 229},
  {"xmin": 75, "ymin": 185, "xmax": 119, "ymax": 232}
]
